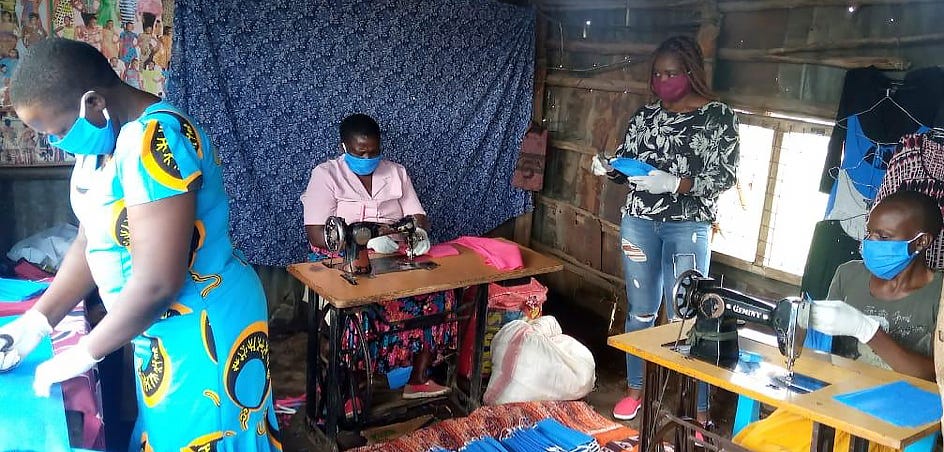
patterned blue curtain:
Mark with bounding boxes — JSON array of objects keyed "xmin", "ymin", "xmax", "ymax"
[{"xmin": 167, "ymin": 0, "xmax": 535, "ymax": 266}]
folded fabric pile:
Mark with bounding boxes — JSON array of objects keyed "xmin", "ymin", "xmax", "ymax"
[{"xmin": 455, "ymin": 419, "xmax": 599, "ymax": 452}]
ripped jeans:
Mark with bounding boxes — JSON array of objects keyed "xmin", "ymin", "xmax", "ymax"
[{"xmin": 620, "ymin": 215, "xmax": 711, "ymax": 412}]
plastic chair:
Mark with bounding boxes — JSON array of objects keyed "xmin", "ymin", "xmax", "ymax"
[{"xmin": 731, "ymin": 330, "xmax": 939, "ymax": 452}]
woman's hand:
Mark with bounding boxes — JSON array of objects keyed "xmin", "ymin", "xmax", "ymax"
[
  {"xmin": 627, "ymin": 170, "xmax": 681, "ymax": 194},
  {"xmin": 591, "ymin": 155, "xmax": 612, "ymax": 176}
]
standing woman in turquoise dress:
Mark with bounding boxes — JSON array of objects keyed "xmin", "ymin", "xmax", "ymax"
[{"xmin": 0, "ymin": 38, "xmax": 281, "ymax": 451}]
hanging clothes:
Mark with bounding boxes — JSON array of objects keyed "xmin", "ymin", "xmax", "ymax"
[
  {"xmin": 799, "ymin": 220, "xmax": 862, "ymax": 300},
  {"xmin": 874, "ymin": 133, "xmax": 944, "ymax": 269},
  {"xmin": 819, "ymin": 67, "xmax": 944, "ymax": 193},
  {"xmin": 824, "ymin": 170, "xmax": 869, "ymax": 241}
]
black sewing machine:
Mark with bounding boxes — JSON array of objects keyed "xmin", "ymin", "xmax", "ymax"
[
  {"xmin": 671, "ymin": 269, "xmax": 808, "ymax": 374},
  {"xmin": 322, "ymin": 215, "xmax": 437, "ymax": 285}
]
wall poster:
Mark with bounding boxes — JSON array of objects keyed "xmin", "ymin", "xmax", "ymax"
[{"xmin": 0, "ymin": 0, "xmax": 173, "ymax": 166}]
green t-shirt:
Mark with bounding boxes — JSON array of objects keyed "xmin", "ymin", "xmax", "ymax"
[{"xmin": 827, "ymin": 260, "xmax": 941, "ymax": 363}]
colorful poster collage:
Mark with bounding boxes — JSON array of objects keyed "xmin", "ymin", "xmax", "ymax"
[{"xmin": 0, "ymin": 0, "xmax": 173, "ymax": 166}]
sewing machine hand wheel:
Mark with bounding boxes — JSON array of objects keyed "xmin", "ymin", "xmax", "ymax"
[
  {"xmin": 323, "ymin": 216, "xmax": 347, "ymax": 253},
  {"xmin": 672, "ymin": 269, "xmax": 703, "ymax": 320}
]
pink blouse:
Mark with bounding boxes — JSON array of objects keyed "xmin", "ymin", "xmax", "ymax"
[{"xmin": 301, "ymin": 155, "xmax": 426, "ymax": 226}]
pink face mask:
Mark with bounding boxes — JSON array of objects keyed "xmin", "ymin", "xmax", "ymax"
[{"xmin": 652, "ymin": 75, "xmax": 692, "ymax": 103}]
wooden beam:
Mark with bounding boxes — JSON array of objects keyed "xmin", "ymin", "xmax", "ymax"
[
  {"xmin": 535, "ymin": 194, "xmax": 620, "ymax": 235},
  {"xmin": 515, "ymin": 16, "xmax": 549, "ymax": 248},
  {"xmin": 545, "ymin": 72, "xmax": 650, "ymax": 95},
  {"xmin": 531, "ymin": 241, "xmax": 626, "ymax": 288},
  {"xmin": 767, "ymin": 33, "xmax": 944, "ymax": 55},
  {"xmin": 719, "ymin": 49, "xmax": 909, "ymax": 71},
  {"xmin": 723, "ymin": 93, "xmax": 836, "ymax": 120},
  {"xmin": 549, "ymin": 138, "xmax": 598, "ymax": 157},
  {"xmin": 718, "ymin": 0, "xmax": 942, "ymax": 13},
  {"xmin": 698, "ymin": 0, "xmax": 721, "ymax": 88},
  {"xmin": 561, "ymin": 40, "xmax": 909, "ymax": 70},
  {"xmin": 540, "ymin": 0, "xmax": 939, "ymax": 11},
  {"xmin": 538, "ymin": 0, "xmax": 699, "ymax": 10},
  {"xmin": 546, "ymin": 73, "xmax": 838, "ymax": 120}
]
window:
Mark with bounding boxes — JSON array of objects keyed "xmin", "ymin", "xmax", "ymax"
[{"xmin": 711, "ymin": 115, "xmax": 832, "ymax": 284}]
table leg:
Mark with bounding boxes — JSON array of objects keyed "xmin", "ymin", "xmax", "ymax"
[
  {"xmin": 324, "ymin": 306, "xmax": 342, "ymax": 442},
  {"xmin": 305, "ymin": 287, "xmax": 320, "ymax": 424},
  {"xmin": 640, "ymin": 361, "xmax": 663, "ymax": 452},
  {"xmin": 677, "ymin": 375, "xmax": 697, "ymax": 452},
  {"xmin": 848, "ymin": 436, "xmax": 869, "ymax": 452},
  {"xmin": 811, "ymin": 422, "xmax": 836, "ymax": 452},
  {"xmin": 467, "ymin": 283, "xmax": 489, "ymax": 412}
]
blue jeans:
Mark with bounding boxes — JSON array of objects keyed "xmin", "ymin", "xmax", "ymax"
[{"xmin": 620, "ymin": 215, "xmax": 711, "ymax": 412}]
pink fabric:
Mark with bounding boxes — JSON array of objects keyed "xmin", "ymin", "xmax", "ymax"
[
  {"xmin": 300, "ymin": 156, "xmax": 426, "ymax": 225},
  {"xmin": 0, "ymin": 296, "xmax": 37, "ymax": 316},
  {"xmin": 447, "ymin": 237, "xmax": 523, "ymax": 270},
  {"xmin": 426, "ymin": 244, "xmax": 460, "ymax": 257}
]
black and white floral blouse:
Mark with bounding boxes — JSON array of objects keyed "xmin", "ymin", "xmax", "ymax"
[{"xmin": 613, "ymin": 101, "xmax": 739, "ymax": 223}]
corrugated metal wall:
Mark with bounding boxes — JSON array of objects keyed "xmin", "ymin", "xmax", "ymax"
[{"xmin": 533, "ymin": 1, "xmax": 944, "ymax": 330}]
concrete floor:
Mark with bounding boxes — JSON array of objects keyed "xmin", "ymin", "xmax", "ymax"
[{"xmin": 268, "ymin": 295, "xmax": 738, "ymax": 450}]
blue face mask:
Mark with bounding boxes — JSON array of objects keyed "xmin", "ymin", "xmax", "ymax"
[
  {"xmin": 47, "ymin": 91, "xmax": 116, "ymax": 156},
  {"xmin": 342, "ymin": 143, "xmax": 381, "ymax": 175},
  {"xmin": 860, "ymin": 233, "xmax": 924, "ymax": 280}
]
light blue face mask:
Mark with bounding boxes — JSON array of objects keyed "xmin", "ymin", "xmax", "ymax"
[
  {"xmin": 860, "ymin": 233, "xmax": 924, "ymax": 280},
  {"xmin": 342, "ymin": 143, "xmax": 381, "ymax": 176},
  {"xmin": 47, "ymin": 91, "xmax": 116, "ymax": 156}
]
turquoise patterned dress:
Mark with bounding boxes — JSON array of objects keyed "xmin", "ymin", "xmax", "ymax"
[{"xmin": 69, "ymin": 101, "xmax": 281, "ymax": 451}]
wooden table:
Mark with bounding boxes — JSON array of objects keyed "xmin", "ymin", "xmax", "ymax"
[
  {"xmin": 608, "ymin": 322, "xmax": 941, "ymax": 452},
  {"xmin": 287, "ymin": 240, "xmax": 562, "ymax": 447}
]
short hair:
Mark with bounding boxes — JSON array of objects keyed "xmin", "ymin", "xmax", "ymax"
[
  {"xmin": 10, "ymin": 38, "xmax": 121, "ymax": 113},
  {"xmin": 878, "ymin": 190, "xmax": 944, "ymax": 235},
  {"xmin": 650, "ymin": 35, "xmax": 715, "ymax": 101},
  {"xmin": 339, "ymin": 114, "xmax": 380, "ymax": 142}
]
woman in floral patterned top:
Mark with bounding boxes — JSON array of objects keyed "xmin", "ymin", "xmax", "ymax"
[{"xmin": 592, "ymin": 35, "xmax": 739, "ymax": 426}]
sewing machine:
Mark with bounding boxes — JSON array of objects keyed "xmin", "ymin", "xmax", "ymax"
[
  {"xmin": 671, "ymin": 269, "xmax": 809, "ymax": 377},
  {"xmin": 322, "ymin": 215, "xmax": 437, "ymax": 285}
]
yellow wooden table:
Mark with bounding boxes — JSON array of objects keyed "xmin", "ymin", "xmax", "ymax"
[
  {"xmin": 288, "ymin": 240, "xmax": 562, "ymax": 445},
  {"xmin": 608, "ymin": 322, "xmax": 940, "ymax": 452}
]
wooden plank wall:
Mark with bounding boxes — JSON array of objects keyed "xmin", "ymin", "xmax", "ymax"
[{"xmin": 529, "ymin": 0, "xmax": 944, "ymax": 333}]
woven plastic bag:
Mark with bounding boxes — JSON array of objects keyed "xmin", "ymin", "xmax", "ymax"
[{"xmin": 484, "ymin": 316, "xmax": 595, "ymax": 405}]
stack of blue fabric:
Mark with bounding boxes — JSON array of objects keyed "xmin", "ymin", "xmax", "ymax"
[{"xmin": 455, "ymin": 419, "xmax": 599, "ymax": 452}]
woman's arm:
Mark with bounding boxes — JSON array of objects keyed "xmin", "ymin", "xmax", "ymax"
[
  {"xmin": 81, "ymin": 192, "xmax": 195, "ymax": 360},
  {"xmin": 306, "ymin": 224, "xmax": 327, "ymax": 249},
  {"xmin": 31, "ymin": 226, "xmax": 97, "ymax": 326},
  {"xmin": 679, "ymin": 105, "xmax": 739, "ymax": 197},
  {"xmin": 866, "ymin": 331, "xmax": 935, "ymax": 381}
]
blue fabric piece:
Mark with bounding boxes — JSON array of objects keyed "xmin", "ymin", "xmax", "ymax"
[
  {"xmin": 534, "ymin": 419, "xmax": 599, "ymax": 451},
  {"xmin": 0, "ymin": 316, "xmax": 70, "ymax": 452},
  {"xmin": 0, "ymin": 278, "xmax": 50, "ymax": 301},
  {"xmin": 838, "ymin": 115, "xmax": 930, "ymax": 202},
  {"xmin": 610, "ymin": 157, "xmax": 656, "ymax": 177},
  {"xmin": 168, "ymin": 0, "xmax": 535, "ymax": 266},
  {"xmin": 834, "ymin": 381, "xmax": 942, "ymax": 427}
]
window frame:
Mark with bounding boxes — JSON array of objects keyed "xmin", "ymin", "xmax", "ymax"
[{"xmin": 711, "ymin": 113, "xmax": 833, "ymax": 287}]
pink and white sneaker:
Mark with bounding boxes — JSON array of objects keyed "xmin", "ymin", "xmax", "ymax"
[
  {"xmin": 403, "ymin": 380, "xmax": 451, "ymax": 399},
  {"xmin": 613, "ymin": 395, "xmax": 643, "ymax": 420}
]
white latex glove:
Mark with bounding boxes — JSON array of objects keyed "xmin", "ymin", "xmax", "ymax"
[
  {"xmin": 410, "ymin": 227, "xmax": 431, "ymax": 256},
  {"xmin": 0, "ymin": 309, "xmax": 52, "ymax": 372},
  {"xmin": 366, "ymin": 235, "xmax": 399, "ymax": 254},
  {"xmin": 591, "ymin": 155, "xmax": 613, "ymax": 176},
  {"xmin": 801, "ymin": 299, "xmax": 881, "ymax": 344},
  {"xmin": 627, "ymin": 170, "xmax": 681, "ymax": 194},
  {"xmin": 33, "ymin": 338, "xmax": 100, "ymax": 397}
]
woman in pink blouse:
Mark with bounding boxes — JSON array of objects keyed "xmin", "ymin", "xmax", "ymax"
[{"xmin": 301, "ymin": 114, "xmax": 455, "ymax": 404}]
